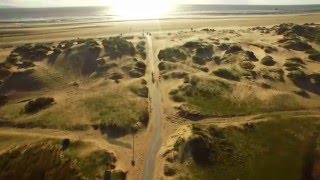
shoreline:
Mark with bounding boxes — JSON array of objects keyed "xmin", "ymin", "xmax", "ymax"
[
  {"xmin": 1, "ymin": 13, "xmax": 320, "ymax": 47},
  {"xmin": 1, "ymin": 12, "xmax": 320, "ymax": 24}
]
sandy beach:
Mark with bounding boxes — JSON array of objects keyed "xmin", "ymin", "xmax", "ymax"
[{"xmin": 1, "ymin": 13, "xmax": 320, "ymax": 46}]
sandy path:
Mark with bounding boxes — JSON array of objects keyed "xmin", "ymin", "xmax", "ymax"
[{"xmin": 142, "ymin": 35, "xmax": 164, "ymax": 180}]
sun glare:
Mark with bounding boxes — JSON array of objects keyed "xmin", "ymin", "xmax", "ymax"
[{"xmin": 111, "ymin": 0, "xmax": 173, "ymax": 20}]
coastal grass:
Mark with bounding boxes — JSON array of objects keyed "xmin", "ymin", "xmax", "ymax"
[
  {"xmin": 83, "ymin": 94, "xmax": 147, "ymax": 131},
  {"xmin": 181, "ymin": 113, "xmax": 320, "ymax": 180},
  {"xmin": 172, "ymin": 76, "xmax": 303, "ymax": 117}
]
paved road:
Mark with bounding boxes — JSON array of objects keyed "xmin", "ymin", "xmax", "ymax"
[{"xmin": 142, "ymin": 35, "xmax": 163, "ymax": 180}]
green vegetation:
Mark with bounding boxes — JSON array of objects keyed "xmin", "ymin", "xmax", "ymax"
[
  {"xmin": 171, "ymin": 76, "xmax": 302, "ymax": 118},
  {"xmin": 158, "ymin": 48, "xmax": 187, "ymax": 62},
  {"xmin": 240, "ymin": 61, "xmax": 255, "ymax": 70},
  {"xmin": 225, "ymin": 45, "xmax": 242, "ymax": 54},
  {"xmin": 130, "ymin": 81, "xmax": 149, "ymax": 98},
  {"xmin": 259, "ymin": 68, "xmax": 284, "ymax": 81},
  {"xmin": 102, "ymin": 36, "xmax": 135, "ymax": 59},
  {"xmin": 283, "ymin": 40, "xmax": 313, "ymax": 51},
  {"xmin": 136, "ymin": 41, "xmax": 147, "ymax": 60},
  {"xmin": 158, "ymin": 61, "xmax": 178, "ymax": 71},
  {"xmin": 284, "ymin": 58, "xmax": 305, "ymax": 71},
  {"xmin": 261, "ymin": 56, "xmax": 276, "ymax": 66},
  {"xmin": 0, "ymin": 139, "xmax": 123, "ymax": 180},
  {"xmin": 212, "ymin": 68, "xmax": 241, "ymax": 81},
  {"xmin": 175, "ymin": 114, "xmax": 320, "ymax": 180},
  {"xmin": 84, "ymin": 94, "xmax": 148, "ymax": 134},
  {"xmin": 309, "ymin": 52, "xmax": 320, "ymax": 61},
  {"xmin": 245, "ymin": 51, "xmax": 258, "ymax": 61},
  {"xmin": 24, "ymin": 97, "xmax": 55, "ymax": 113},
  {"xmin": 55, "ymin": 39, "xmax": 101, "ymax": 76},
  {"xmin": 287, "ymin": 69, "xmax": 307, "ymax": 82},
  {"xmin": 12, "ymin": 43, "xmax": 51, "ymax": 61}
]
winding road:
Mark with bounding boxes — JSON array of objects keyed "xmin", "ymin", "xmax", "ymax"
[{"xmin": 142, "ymin": 35, "xmax": 163, "ymax": 180}]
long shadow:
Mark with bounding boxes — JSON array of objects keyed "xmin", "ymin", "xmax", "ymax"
[{"xmin": 302, "ymin": 131, "xmax": 320, "ymax": 180}]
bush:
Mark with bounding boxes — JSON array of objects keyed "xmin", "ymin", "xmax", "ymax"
[
  {"xmin": 213, "ymin": 68, "xmax": 241, "ymax": 81},
  {"xmin": 286, "ymin": 57, "xmax": 305, "ymax": 64},
  {"xmin": 192, "ymin": 56, "xmax": 206, "ymax": 65},
  {"xmin": 183, "ymin": 41, "xmax": 202, "ymax": 49},
  {"xmin": 164, "ymin": 165, "xmax": 176, "ymax": 176},
  {"xmin": 245, "ymin": 51, "xmax": 258, "ymax": 61},
  {"xmin": 225, "ymin": 45, "xmax": 242, "ymax": 54},
  {"xmin": 0, "ymin": 95, "xmax": 7, "ymax": 106},
  {"xmin": 102, "ymin": 36, "xmax": 135, "ymax": 59},
  {"xmin": 195, "ymin": 45, "xmax": 213, "ymax": 59},
  {"xmin": 218, "ymin": 43, "xmax": 230, "ymax": 51},
  {"xmin": 158, "ymin": 48, "xmax": 186, "ymax": 62},
  {"xmin": 283, "ymin": 40, "xmax": 312, "ymax": 51},
  {"xmin": 261, "ymin": 56, "xmax": 276, "ymax": 66},
  {"xmin": 158, "ymin": 61, "xmax": 177, "ymax": 71},
  {"xmin": 309, "ymin": 52, "xmax": 320, "ymax": 61},
  {"xmin": 264, "ymin": 46, "xmax": 278, "ymax": 53},
  {"xmin": 240, "ymin": 61, "xmax": 255, "ymax": 70},
  {"xmin": 309, "ymin": 73, "xmax": 320, "ymax": 86},
  {"xmin": 24, "ymin": 97, "xmax": 55, "ymax": 113},
  {"xmin": 287, "ymin": 70, "xmax": 307, "ymax": 82},
  {"xmin": 136, "ymin": 41, "xmax": 146, "ymax": 60}
]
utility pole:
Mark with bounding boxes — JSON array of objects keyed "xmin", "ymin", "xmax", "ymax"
[{"xmin": 131, "ymin": 126, "xmax": 135, "ymax": 166}]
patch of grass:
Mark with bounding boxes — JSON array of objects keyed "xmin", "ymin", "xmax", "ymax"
[
  {"xmin": 212, "ymin": 68, "xmax": 241, "ymax": 81},
  {"xmin": 84, "ymin": 94, "xmax": 148, "ymax": 132},
  {"xmin": 130, "ymin": 81, "xmax": 149, "ymax": 98},
  {"xmin": 179, "ymin": 115, "xmax": 320, "ymax": 180},
  {"xmin": 174, "ymin": 76, "xmax": 303, "ymax": 118}
]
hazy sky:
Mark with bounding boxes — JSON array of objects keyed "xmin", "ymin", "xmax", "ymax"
[{"xmin": 1, "ymin": 0, "xmax": 319, "ymax": 7}]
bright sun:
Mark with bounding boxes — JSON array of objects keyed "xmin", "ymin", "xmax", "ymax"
[{"xmin": 111, "ymin": 0, "xmax": 173, "ymax": 20}]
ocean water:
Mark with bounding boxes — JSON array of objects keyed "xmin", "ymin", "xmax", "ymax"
[{"xmin": 0, "ymin": 4, "xmax": 320, "ymax": 22}]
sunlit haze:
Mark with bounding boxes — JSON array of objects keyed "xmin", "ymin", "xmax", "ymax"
[
  {"xmin": 111, "ymin": 0, "xmax": 173, "ymax": 20},
  {"xmin": 0, "ymin": 0, "xmax": 320, "ymax": 7}
]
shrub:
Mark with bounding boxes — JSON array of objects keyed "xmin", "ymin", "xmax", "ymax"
[
  {"xmin": 102, "ymin": 36, "xmax": 135, "ymax": 59},
  {"xmin": 158, "ymin": 48, "xmax": 186, "ymax": 62},
  {"xmin": 218, "ymin": 43, "xmax": 230, "ymax": 51},
  {"xmin": 245, "ymin": 51, "xmax": 258, "ymax": 61},
  {"xmin": 130, "ymin": 85, "xmax": 149, "ymax": 98},
  {"xmin": 195, "ymin": 45, "xmax": 213, "ymax": 59},
  {"xmin": 164, "ymin": 165, "xmax": 176, "ymax": 176},
  {"xmin": 264, "ymin": 46, "xmax": 278, "ymax": 53},
  {"xmin": 261, "ymin": 56, "xmax": 276, "ymax": 66},
  {"xmin": 192, "ymin": 56, "xmax": 206, "ymax": 65},
  {"xmin": 287, "ymin": 70, "xmax": 307, "ymax": 82},
  {"xmin": 225, "ymin": 45, "xmax": 242, "ymax": 54},
  {"xmin": 283, "ymin": 40, "xmax": 312, "ymax": 51},
  {"xmin": 24, "ymin": 97, "xmax": 55, "ymax": 113},
  {"xmin": 286, "ymin": 57, "xmax": 305, "ymax": 64},
  {"xmin": 158, "ymin": 61, "xmax": 177, "ymax": 71},
  {"xmin": 309, "ymin": 52, "xmax": 320, "ymax": 61},
  {"xmin": 309, "ymin": 73, "xmax": 320, "ymax": 86},
  {"xmin": 136, "ymin": 41, "xmax": 146, "ymax": 60},
  {"xmin": 183, "ymin": 41, "xmax": 202, "ymax": 49},
  {"xmin": 240, "ymin": 61, "xmax": 255, "ymax": 70},
  {"xmin": 213, "ymin": 68, "xmax": 241, "ymax": 81}
]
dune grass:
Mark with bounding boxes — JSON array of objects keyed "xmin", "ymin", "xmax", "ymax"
[
  {"xmin": 172, "ymin": 76, "xmax": 303, "ymax": 118},
  {"xmin": 178, "ymin": 113, "xmax": 320, "ymax": 180},
  {"xmin": 84, "ymin": 94, "xmax": 148, "ymax": 131}
]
